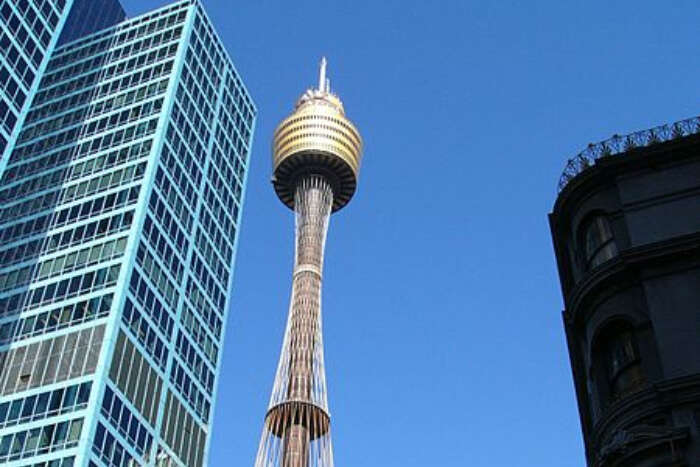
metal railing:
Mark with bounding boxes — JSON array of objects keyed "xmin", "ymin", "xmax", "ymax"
[{"xmin": 558, "ymin": 116, "xmax": 700, "ymax": 192}]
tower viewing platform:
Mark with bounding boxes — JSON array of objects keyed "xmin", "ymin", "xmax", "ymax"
[{"xmin": 271, "ymin": 57, "xmax": 363, "ymax": 212}]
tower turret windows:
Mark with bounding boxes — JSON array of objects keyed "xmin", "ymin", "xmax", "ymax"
[
  {"xmin": 580, "ymin": 214, "xmax": 618, "ymax": 271},
  {"xmin": 592, "ymin": 322, "xmax": 646, "ymax": 408},
  {"xmin": 606, "ymin": 329, "xmax": 645, "ymax": 398}
]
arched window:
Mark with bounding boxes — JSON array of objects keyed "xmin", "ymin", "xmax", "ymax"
[
  {"xmin": 581, "ymin": 215, "xmax": 618, "ymax": 270},
  {"xmin": 592, "ymin": 322, "xmax": 646, "ymax": 407},
  {"xmin": 605, "ymin": 329, "xmax": 646, "ymax": 397}
]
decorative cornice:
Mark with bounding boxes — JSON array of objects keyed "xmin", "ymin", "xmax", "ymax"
[
  {"xmin": 592, "ymin": 374, "xmax": 700, "ymax": 448},
  {"xmin": 552, "ymin": 131, "xmax": 700, "ymax": 218},
  {"xmin": 558, "ymin": 116, "xmax": 700, "ymax": 193},
  {"xmin": 595, "ymin": 424, "xmax": 689, "ymax": 467}
]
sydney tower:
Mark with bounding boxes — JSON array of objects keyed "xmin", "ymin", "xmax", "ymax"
[{"xmin": 253, "ymin": 58, "xmax": 363, "ymax": 467}]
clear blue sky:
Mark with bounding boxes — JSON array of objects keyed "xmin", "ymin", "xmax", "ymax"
[{"xmin": 122, "ymin": 1, "xmax": 699, "ymax": 465}]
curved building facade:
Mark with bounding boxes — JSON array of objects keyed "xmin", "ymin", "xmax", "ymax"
[{"xmin": 549, "ymin": 121, "xmax": 700, "ymax": 466}]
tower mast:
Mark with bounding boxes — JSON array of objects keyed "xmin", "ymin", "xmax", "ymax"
[
  {"xmin": 318, "ymin": 56, "xmax": 327, "ymax": 92},
  {"xmin": 254, "ymin": 59, "xmax": 364, "ymax": 467}
]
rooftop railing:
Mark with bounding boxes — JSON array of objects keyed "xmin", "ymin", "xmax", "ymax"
[{"xmin": 558, "ymin": 116, "xmax": 700, "ymax": 192}]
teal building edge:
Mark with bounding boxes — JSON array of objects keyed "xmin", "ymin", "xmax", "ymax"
[
  {"xmin": 0, "ymin": 0, "xmax": 257, "ymax": 465},
  {"xmin": 191, "ymin": 2, "xmax": 258, "ymax": 464}
]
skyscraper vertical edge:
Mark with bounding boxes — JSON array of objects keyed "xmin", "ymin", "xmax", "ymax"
[{"xmin": 72, "ymin": 3, "xmax": 197, "ymax": 465}]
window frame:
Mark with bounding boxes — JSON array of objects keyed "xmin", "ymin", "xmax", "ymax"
[{"xmin": 579, "ymin": 213, "xmax": 618, "ymax": 271}]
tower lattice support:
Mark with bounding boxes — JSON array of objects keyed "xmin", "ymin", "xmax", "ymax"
[{"xmin": 255, "ymin": 176, "xmax": 334, "ymax": 467}]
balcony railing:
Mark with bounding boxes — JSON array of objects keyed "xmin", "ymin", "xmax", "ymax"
[{"xmin": 558, "ymin": 116, "xmax": 700, "ymax": 192}]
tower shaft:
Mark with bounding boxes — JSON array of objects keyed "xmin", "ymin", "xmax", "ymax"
[
  {"xmin": 255, "ymin": 176, "xmax": 334, "ymax": 467},
  {"xmin": 287, "ymin": 176, "xmax": 330, "ymax": 403}
]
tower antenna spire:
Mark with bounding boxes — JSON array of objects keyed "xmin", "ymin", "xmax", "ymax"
[{"xmin": 318, "ymin": 56, "xmax": 327, "ymax": 92}]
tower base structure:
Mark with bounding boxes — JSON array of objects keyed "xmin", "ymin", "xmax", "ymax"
[{"xmin": 254, "ymin": 176, "xmax": 335, "ymax": 467}]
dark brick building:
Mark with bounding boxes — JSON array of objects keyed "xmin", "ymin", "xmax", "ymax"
[{"xmin": 549, "ymin": 118, "xmax": 700, "ymax": 466}]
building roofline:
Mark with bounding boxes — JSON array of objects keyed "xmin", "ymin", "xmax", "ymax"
[
  {"xmin": 552, "ymin": 128, "xmax": 700, "ymax": 220},
  {"xmin": 55, "ymin": 0, "xmax": 194, "ymax": 51},
  {"xmin": 557, "ymin": 115, "xmax": 700, "ymax": 193}
]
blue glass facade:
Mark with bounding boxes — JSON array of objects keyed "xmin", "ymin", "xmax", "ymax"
[
  {"xmin": 0, "ymin": 0, "xmax": 125, "ymax": 175},
  {"xmin": 57, "ymin": 0, "xmax": 125, "ymax": 47},
  {"xmin": 0, "ymin": 1, "xmax": 256, "ymax": 465}
]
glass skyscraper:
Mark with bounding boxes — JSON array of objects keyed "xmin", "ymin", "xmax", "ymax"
[
  {"xmin": 0, "ymin": 0, "xmax": 126, "ymax": 174},
  {"xmin": 0, "ymin": 1, "xmax": 256, "ymax": 466}
]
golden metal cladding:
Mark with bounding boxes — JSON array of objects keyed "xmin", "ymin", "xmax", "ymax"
[{"xmin": 271, "ymin": 59, "xmax": 363, "ymax": 212}]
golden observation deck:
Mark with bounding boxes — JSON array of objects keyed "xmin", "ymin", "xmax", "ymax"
[{"xmin": 272, "ymin": 58, "xmax": 363, "ymax": 212}]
